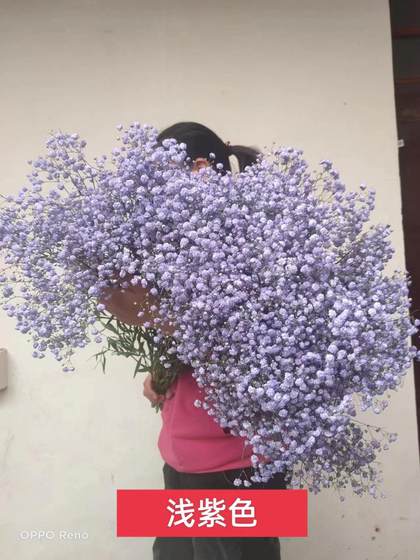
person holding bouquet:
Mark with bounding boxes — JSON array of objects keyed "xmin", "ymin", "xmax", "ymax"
[{"xmin": 100, "ymin": 122, "xmax": 288, "ymax": 560}]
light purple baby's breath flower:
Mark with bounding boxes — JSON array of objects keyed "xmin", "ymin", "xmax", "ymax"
[{"xmin": 1, "ymin": 122, "xmax": 418, "ymax": 499}]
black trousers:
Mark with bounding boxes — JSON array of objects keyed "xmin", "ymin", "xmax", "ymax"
[{"xmin": 152, "ymin": 462, "xmax": 288, "ymax": 560}]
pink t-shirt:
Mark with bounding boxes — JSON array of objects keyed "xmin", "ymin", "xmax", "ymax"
[{"xmin": 158, "ymin": 366, "xmax": 254, "ymax": 473}]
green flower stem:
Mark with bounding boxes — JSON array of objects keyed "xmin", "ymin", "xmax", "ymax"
[{"xmin": 91, "ymin": 311, "xmax": 188, "ymax": 411}]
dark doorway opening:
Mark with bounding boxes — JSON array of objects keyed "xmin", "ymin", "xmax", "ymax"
[{"xmin": 390, "ymin": 0, "xmax": 420, "ymax": 453}]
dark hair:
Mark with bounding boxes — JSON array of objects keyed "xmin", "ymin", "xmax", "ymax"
[{"xmin": 157, "ymin": 121, "xmax": 260, "ymax": 174}]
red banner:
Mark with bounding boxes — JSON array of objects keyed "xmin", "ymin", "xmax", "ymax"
[{"xmin": 117, "ymin": 489, "xmax": 307, "ymax": 537}]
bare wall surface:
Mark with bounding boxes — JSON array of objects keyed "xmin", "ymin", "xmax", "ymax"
[{"xmin": 0, "ymin": 1, "xmax": 419, "ymax": 558}]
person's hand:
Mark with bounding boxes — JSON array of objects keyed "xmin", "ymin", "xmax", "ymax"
[
  {"xmin": 98, "ymin": 277, "xmax": 177, "ymax": 335},
  {"xmin": 142, "ymin": 373, "xmax": 175, "ymax": 406},
  {"xmin": 98, "ymin": 281, "xmax": 157, "ymax": 326}
]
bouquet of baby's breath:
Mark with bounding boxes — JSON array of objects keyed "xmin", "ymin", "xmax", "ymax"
[{"xmin": 1, "ymin": 121, "xmax": 420, "ymax": 498}]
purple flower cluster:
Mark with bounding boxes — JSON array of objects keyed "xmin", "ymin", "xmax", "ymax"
[
  {"xmin": 1, "ymin": 122, "xmax": 419, "ymax": 498},
  {"xmin": 0, "ymin": 124, "xmax": 186, "ymax": 365}
]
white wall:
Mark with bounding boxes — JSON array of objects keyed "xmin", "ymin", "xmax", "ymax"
[{"xmin": 0, "ymin": 1, "xmax": 419, "ymax": 558}]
